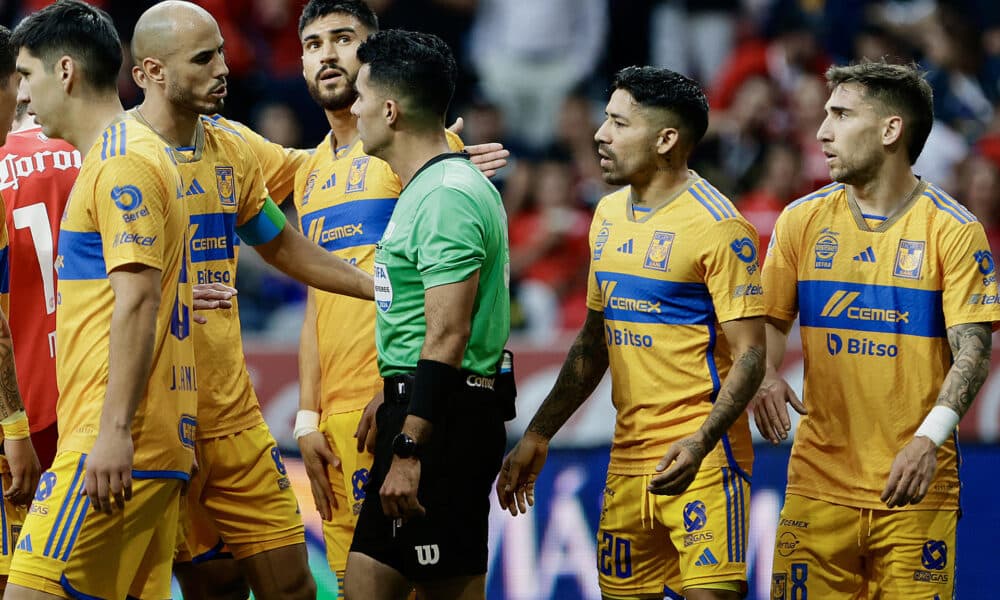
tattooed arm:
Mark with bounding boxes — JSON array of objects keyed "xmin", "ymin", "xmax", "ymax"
[
  {"xmin": 0, "ymin": 314, "xmax": 23, "ymax": 418},
  {"xmin": 0, "ymin": 312, "xmax": 41, "ymax": 506},
  {"xmin": 648, "ymin": 316, "xmax": 766, "ymax": 495},
  {"xmin": 527, "ymin": 308, "xmax": 610, "ymax": 439},
  {"xmin": 497, "ymin": 309, "xmax": 608, "ymax": 515},
  {"xmin": 883, "ymin": 322, "xmax": 992, "ymax": 507}
]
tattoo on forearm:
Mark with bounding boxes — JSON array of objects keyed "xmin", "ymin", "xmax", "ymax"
[
  {"xmin": 0, "ymin": 320, "xmax": 24, "ymax": 420},
  {"xmin": 939, "ymin": 323, "xmax": 992, "ymax": 417},
  {"xmin": 527, "ymin": 310, "xmax": 609, "ymax": 439},
  {"xmin": 701, "ymin": 344, "xmax": 765, "ymax": 447}
]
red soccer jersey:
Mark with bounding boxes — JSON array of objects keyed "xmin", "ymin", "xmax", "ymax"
[{"xmin": 0, "ymin": 127, "xmax": 80, "ymax": 434}]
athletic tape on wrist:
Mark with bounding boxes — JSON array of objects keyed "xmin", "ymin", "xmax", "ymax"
[
  {"xmin": 914, "ymin": 405, "xmax": 960, "ymax": 447},
  {"xmin": 293, "ymin": 409, "xmax": 320, "ymax": 440}
]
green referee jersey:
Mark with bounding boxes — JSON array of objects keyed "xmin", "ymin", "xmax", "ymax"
[{"xmin": 374, "ymin": 153, "xmax": 510, "ymax": 376}]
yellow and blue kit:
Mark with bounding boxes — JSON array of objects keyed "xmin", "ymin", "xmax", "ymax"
[
  {"xmin": 10, "ymin": 114, "xmax": 193, "ymax": 599},
  {"xmin": 164, "ymin": 114, "xmax": 302, "ymax": 561},
  {"xmin": 586, "ymin": 174, "xmax": 763, "ymax": 596},
  {"xmin": 764, "ymin": 180, "xmax": 1000, "ymax": 599}
]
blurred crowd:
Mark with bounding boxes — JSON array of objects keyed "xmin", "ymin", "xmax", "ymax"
[{"xmin": 7, "ymin": 0, "xmax": 1000, "ymax": 340}]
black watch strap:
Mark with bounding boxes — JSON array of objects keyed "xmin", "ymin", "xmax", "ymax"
[{"xmin": 392, "ymin": 432, "xmax": 420, "ymax": 459}]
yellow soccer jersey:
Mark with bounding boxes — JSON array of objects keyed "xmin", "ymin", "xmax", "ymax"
[
  {"xmin": 294, "ymin": 130, "xmax": 462, "ymax": 416},
  {"xmin": 208, "ymin": 115, "xmax": 309, "ymax": 204},
  {"xmin": 585, "ymin": 174, "xmax": 764, "ymax": 477},
  {"xmin": 764, "ymin": 181, "xmax": 1000, "ymax": 510},
  {"xmin": 172, "ymin": 115, "xmax": 286, "ymax": 439},
  {"xmin": 56, "ymin": 114, "xmax": 196, "ymax": 477}
]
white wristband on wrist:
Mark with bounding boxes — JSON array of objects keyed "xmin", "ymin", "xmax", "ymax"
[
  {"xmin": 914, "ymin": 406, "xmax": 960, "ymax": 447},
  {"xmin": 293, "ymin": 410, "xmax": 320, "ymax": 440}
]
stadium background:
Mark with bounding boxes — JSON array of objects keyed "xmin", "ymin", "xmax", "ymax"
[{"xmin": 4, "ymin": 0, "xmax": 1000, "ymax": 597}]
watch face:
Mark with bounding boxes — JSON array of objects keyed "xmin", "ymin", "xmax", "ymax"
[{"xmin": 393, "ymin": 433, "xmax": 417, "ymax": 458}]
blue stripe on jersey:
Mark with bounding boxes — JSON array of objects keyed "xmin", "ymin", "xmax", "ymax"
[
  {"xmin": 61, "ymin": 497, "xmax": 90, "ymax": 561},
  {"xmin": 189, "ymin": 212, "xmax": 239, "ymax": 263},
  {"xmin": 132, "ymin": 469, "xmax": 191, "ymax": 481},
  {"xmin": 688, "ymin": 184, "xmax": 723, "ymax": 221},
  {"xmin": 594, "ymin": 271, "xmax": 715, "ymax": 325},
  {"xmin": 798, "ymin": 279, "xmax": 946, "ymax": 338},
  {"xmin": 51, "ymin": 474, "xmax": 87, "ymax": 559},
  {"xmin": 202, "ymin": 115, "xmax": 246, "ymax": 140},
  {"xmin": 925, "ymin": 187, "xmax": 975, "ymax": 224},
  {"xmin": 60, "ymin": 574, "xmax": 103, "ymax": 600},
  {"xmin": 786, "ymin": 183, "xmax": 843, "ymax": 210},
  {"xmin": 57, "ymin": 231, "xmax": 107, "ymax": 280},
  {"xmin": 723, "ymin": 467, "xmax": 734, "ymax": 562},
  {"xmin": 700, "ymin": 181, "xmax": 738, "ymax": 218},
  {"xmin": 0, "ymin": 247, "xmax": 9, "ymax": 293},
  {"xmin": 664, "ymin": 586, "xmax": 684, "ymax": 600},
  {"xmin": 0, "ymin": 490, "xmax": 7, "ymax": 556},
  {"xmin": 928, "ymin": 184, "xmax": 975, "ymax": 222},
  {"xmin": 45, "ymin": 454, "xmax": 86, "ymax": 558},
  {"xmin": 923, "ymin": 191, "xmax": 970, "ymax": 224},
  {"xmin": 861, "ymin": 213, "xmax": 888, "ymax": 221},
  {"xmin": 192, "ymin": 538, "xmax": 227, "ymax": 564},
  {"xmin": 101, "ymin": 129, "xmax": 109, "ymax": 160},
  {"xmin": 118, "ymin": 122, "xmax": 127, "ymax": 157},
  {"xmin": 736, "ymin": 470, "xmax": 746, "ymax": 561},
  {"xmin": 299, "ymin": 198, "xmax": 396, "ymax": 253}
]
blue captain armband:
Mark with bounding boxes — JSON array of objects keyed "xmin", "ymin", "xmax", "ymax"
[{"xmin": 236, "ymin": 198, "xmax": 287, "ymax": 246}]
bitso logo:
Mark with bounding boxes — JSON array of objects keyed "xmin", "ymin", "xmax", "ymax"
[{"xmin": 827, "ymin": 333, "xmax": 842, "ymax": 355}]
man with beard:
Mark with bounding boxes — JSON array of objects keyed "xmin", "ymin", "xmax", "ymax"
[
  {"xmin": 497, "ymin": 66, "xmax": 766, "ymax": 600},
  {"xmin": 291, "ymin": 1, "xmax": 508, "ymax": 593},
  {"xmin": 753, "ymin": 61, "xmax": 1000, "ymax": 599},
  {"xmin": 129, "ymin": 2, "xmax": 377, "ymax": 599}
]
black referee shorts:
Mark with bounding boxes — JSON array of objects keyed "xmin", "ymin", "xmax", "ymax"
[{"xmin": 350, "ymin": 374, "xmax": 507, "ymax": 581}]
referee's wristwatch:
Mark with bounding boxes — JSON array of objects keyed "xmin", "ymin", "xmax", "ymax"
[{"xmin": 392, "ymin": 432, "xmax": 421, "ymax": 459}]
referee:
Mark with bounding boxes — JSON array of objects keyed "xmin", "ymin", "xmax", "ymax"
[{"xmin": 343, "ymin": 30, "xmax": 511, "ymax": 600}]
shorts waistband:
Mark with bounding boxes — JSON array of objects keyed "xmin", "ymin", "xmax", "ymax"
[{"xmin": 383, "ymin": 371, "xmax": 496, "ymax": 404}]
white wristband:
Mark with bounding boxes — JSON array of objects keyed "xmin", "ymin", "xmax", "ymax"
[
  {"xmin": 914, "ymin": 406, "xmax": 960, "ymax": 447},
  {"xmin": 293, "ymin": 410, "xmax": 321, "ymax": 440}
]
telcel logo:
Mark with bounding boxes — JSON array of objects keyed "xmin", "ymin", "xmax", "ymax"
[
  {"xmin": 827, "ymin": 333, "xmax": 898, "ymax": 357},
  {"xmin": 821, "ymin": 290, "xmax": 909, "ymax": 323}
]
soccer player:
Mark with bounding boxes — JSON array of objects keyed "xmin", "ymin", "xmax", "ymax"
[
  {"xmin": 0, "ymin": 22, "xmax": 43, "ymax": 596},
  {"xmin": 497, "ymin": 66, "xmax": 766, "ymax": 600},
  {"xmin": 1, "ymin": 70, "xmax": 81, "ymax": 474},
  {"xmin": 343, "ymin": 30, "xmax": 511, "ymax": 600},
  {"xmin": 292, "ymin": 1, "xmax": 508, "ymax": 593},
  {"xmin": 127, "ymin": 2, "xmax": 376, "ymax": 598},
  {"xmin": 753, "ymin": 61, "xmax": 1000, "ymax": 598},
  {"xmin": 6, "ymin": 1, "xmax": 195, "ymax": 599}
]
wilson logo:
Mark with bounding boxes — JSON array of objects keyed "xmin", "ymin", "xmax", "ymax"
[{"xmin": 415, "ymin": 544, "xmax": 440, "ymax": 565}]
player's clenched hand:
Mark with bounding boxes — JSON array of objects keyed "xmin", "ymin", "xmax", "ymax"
[
  {"xmin": 354, "ymin": 391, "xmax": 383, "ymax": 454},
  {"xmin": 3, "ymin": 437, "xmax": 41, "ymax": 506},
  {"xmin": 649, "ymin": 433, "xmax": 708, "ymax": 496},
  {"xmin": 882, "ymin": 436, "xmax": 937, "ymax": 508},
  {"xmin": 84, "ymin": 429, "xmax": 133, "ymax": 514},
  {"xmin": 380, "ymin": 457, "xmax": 425, "ymax": 520},
  {"xmin": 298, "ymin": 431, "xmax": 340, "ymax": 521},
  {"xmin": 496, "ymin": 431, "xmax": 548, "ymax": 517},
  {"xmin": 750, "ymin": 374, "xmax": 806, "ymax": 444},
  {"xmin": 192, "ymin": 283, "xmax": 237, "ymax": 324}
]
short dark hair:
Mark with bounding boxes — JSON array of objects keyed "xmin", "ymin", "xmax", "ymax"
[
  {"xmin": 0, "ymin": 26, "xmax": 14, "ymax": 83},
  {"xmin": 611, "ymin": 66, "xmax": 710, "ymax": 148},
  {"xmin": 826, "ymin": 61, "xmax": 934, "ymax": 164},
  {"xmin": 356, "ymin": 30, "xmax": 456, "ymax": 127},
  {"xmin": 12, "ymin": 0, "xmax": 122, "ymax": 92},
  {"xmin": 299, "ymin": 0, "xmax": 379, "ymax": 36}
]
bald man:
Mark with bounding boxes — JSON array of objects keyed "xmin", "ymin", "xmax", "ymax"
[{"xmin": 130, "ymin": 2, "xmax": 380, "ymax": 599}]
